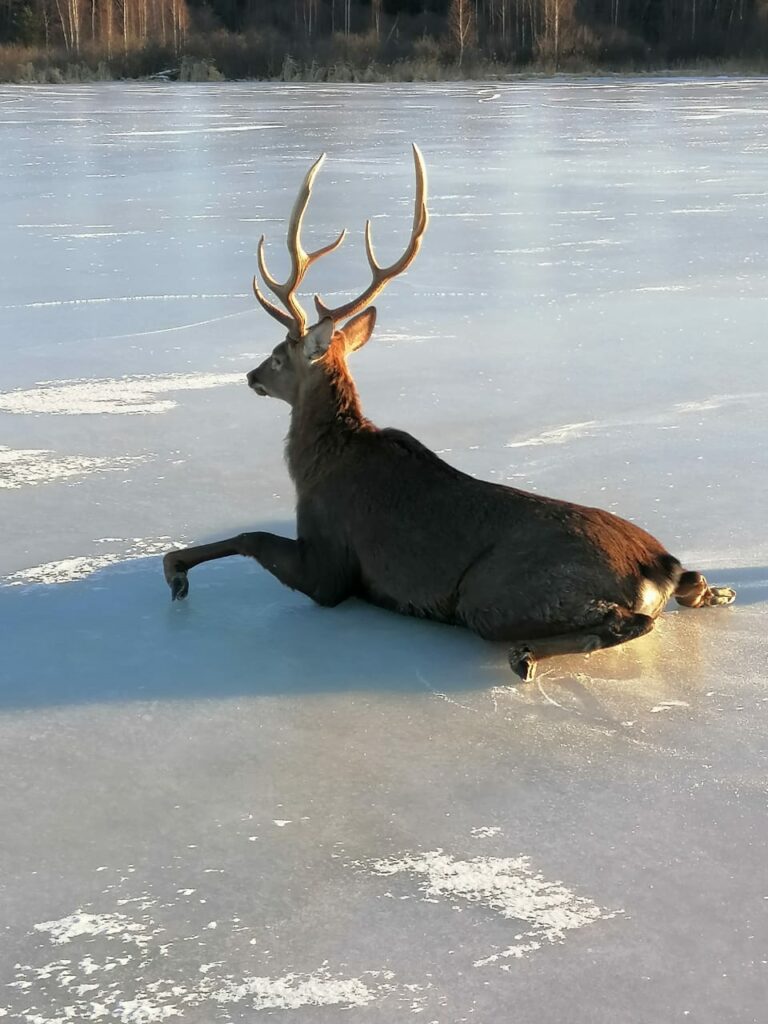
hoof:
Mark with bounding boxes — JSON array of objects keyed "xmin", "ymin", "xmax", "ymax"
[
  {"xmin": 583, "ymin": 633, "xmax": 603, "ymax": 652},
  {"xmin": 509, "ymin": 645, "xmax": 536, "ymax": 682},
  {"xmin": 705, "ymin": 586, "xmax": 736, "ymax": 606},
  {"xmin": 170, "ymin": 572, "xmax": 189, "ymax": 601}
]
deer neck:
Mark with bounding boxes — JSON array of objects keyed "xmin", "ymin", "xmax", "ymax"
[{"xmin": 286, "ymin": 354, "xmax": 371, "ymax": 488}]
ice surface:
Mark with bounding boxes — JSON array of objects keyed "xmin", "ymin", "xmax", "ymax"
[{"xmin": 1, "ymin": 80, "xmax": 767, "ymax": 1023}]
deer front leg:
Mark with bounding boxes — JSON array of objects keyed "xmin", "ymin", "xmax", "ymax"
[{"xmin": 163, "ymin": 532, "xmax": 351, "ymax": 606}]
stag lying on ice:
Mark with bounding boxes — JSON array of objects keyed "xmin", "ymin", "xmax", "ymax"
[{"xmin": 164, "ymin": 146, "xmax": 735, "ymax": 680}]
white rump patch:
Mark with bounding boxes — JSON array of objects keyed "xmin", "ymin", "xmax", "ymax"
[{"xmin": 635, "ymin": 579, "xmax": 665, "ymax": 616}]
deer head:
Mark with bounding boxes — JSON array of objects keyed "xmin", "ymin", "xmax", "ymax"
[{"xmin": 246, "ymin": 145, "xmax": 428, "ymax": 407}]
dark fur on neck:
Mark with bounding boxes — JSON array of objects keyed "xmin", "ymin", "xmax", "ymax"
[{"xmin": 286, "ymin": 348, "xmax": 374, "ymax": 488}]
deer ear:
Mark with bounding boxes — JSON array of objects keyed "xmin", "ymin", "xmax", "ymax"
[
  {"xmin": 303, "ymin": 318, "xmax": 335, "ymax": 361},
  {"xmin": 340, "ymin": 307, "xmax": 377, "ymax": 354}
]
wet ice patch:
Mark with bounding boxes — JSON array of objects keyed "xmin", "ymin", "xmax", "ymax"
[
  {"xmin": 367, "ymin": 850, "xmax": 612, "ymax": 966},
  {"xmin": 2, "ymin": 537, "xmax": 182, "ymax": 586},
  {"xmin": 0, "ymin": 371, "xmax": 242, "ymax": 416},
  {"xmin": 0, "ymin": 445, "xmax": 149, "ymax": 489}
]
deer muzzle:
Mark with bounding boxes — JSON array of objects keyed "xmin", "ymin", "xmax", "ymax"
[{"xmin": 246, "ymin": 369, "xmax": 267, "ymax": 396}]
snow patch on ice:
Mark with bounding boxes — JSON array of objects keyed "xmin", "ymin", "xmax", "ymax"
[
  {"xmin": 0, "ymin": 371, "xmax": 242, "ymax": 416},
  {"xmin": 631, "ymin": 284, "xmax": 693, "ymax": 293},
  {"xmin": 0, "ymin": 445, "xmax": 149, "ymax": 489},
  {"xmin": 672, "ymin": 393, "xmax": 760, "ymax": 415},
  {"xmin": 5, "ymin": 882, "xmax": 399, "ymax": 1023},
  {"xmin": 650, "ymin": 700, "xmax": 690, "ymax": 713},
  {"xmin": 208, "ymin": 970, "xmax": 378, "ymax": 1010},
  {"xmin": 367, "ymin": 850, "xmax": 612, "ymax": 966},
  {"xmin": 2, "ymin": 537, "xmax": 182, "ymax": 586},
  {"xmin": 34, "ymin": 911, "xmax": 155, "ymax": 948},
  {"xmin": 470, "ymin": 826, "xmax": 502, "ymax": 838},
  {"xmin": 505, "ymin": 421, "xmax": 600, "ymax": 449}
]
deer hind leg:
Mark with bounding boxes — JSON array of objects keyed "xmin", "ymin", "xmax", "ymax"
[
  {"xmin": 674, "ymin": 570, "xmax": 736, "ymax": 609},
  {"xmin": 508, "ymin": 607, "xmax": 655, "ymax": 682}
]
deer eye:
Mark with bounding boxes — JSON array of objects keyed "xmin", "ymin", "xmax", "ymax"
[{"xmin": 271, "ymin": 355, "xmax": 283, "ymax": 371}]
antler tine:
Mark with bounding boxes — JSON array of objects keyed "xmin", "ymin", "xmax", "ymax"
[
  {"xmin": 307, "ymin": 227, "xmax": 347, "ymax": 264},
  {"xmin": 314, "ymin": 143, "xmax": 429, "ymax": 324},
  {"xmin": 253, "ymin": 153, "xmax": 347, "ymax": 338},
  {"xmin": 252, "ymin": 274, "xmax": 295, "ymax": 332}
]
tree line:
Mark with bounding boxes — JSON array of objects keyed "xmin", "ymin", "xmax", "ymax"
[{"xmin": 1, "ymin": 0, "xmax": 767, "ymax": 79}]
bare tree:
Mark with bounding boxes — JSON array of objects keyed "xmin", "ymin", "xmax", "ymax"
[
  {"xmin": 54, "ymin": 0, "xmax": 80, "ymax": 51},
  {"xmin": 449, "ymin": 0, "xmax": 476, "ymax": 64}
]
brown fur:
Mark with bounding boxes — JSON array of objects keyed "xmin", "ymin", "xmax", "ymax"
[{"xmin": 164, "ymin": 309, "xmax": 735, "ymax": 679}]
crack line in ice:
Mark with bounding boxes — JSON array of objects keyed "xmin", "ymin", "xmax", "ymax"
[
  {"xmin": 0, "ymin": 371, "xmax": 242, "ymax": 415},
  {"xmin": 365, "ymin": 850, "xmax": 614, "ymax": 967},
  {"xmin": 504, "ymin": 391, "xmax": 764, "ymax": 452},
  {"xmin": 59, "ymin": 231, "xmax": 146, "ymax": 239},
  {"xmin": 94, "ymin": 309, "xmax": 249, "ymax": 343},
  {"xmin": 1, "ymin": 294, "xmax": 245, "ymax": 310},
  {"xmin": 108, "ymin": 124, "xmax": 284, "ymax": 136}
]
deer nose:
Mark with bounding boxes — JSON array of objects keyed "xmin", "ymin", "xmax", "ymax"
[{"xmin": 246, "ymin": 370, "xmax": 267, "ymax": 396}]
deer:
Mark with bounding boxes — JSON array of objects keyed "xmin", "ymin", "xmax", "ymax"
[{"xmin": 163, "ymin": 145, "xmax": 736, "ymax": 681}]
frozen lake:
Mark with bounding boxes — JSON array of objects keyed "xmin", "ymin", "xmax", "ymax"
[{"xmin": 1, "ymin": 79, "xmax": 767, "ymax": 1022}]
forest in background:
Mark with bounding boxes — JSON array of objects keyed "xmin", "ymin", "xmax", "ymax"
[{"xmin": 0, "ymin": 0, "xmax": 767, "ymax": 81}]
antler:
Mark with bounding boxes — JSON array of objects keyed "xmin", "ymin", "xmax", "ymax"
[
  {"xmin": 313, "ymin": 143, "xmax": 429, "ymax": 325},
  {"xmin": 252, "ymin": 153, "xmax": 347, "ymax": 339}
]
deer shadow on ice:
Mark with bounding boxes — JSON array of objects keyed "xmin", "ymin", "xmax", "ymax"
[
  {"xmin": 0, "ymin": 542, "xmax": 759, "ymax": 712},
  {"xmin": 0, "ymin": 538, "xmax": 491, "ymax": 712}
]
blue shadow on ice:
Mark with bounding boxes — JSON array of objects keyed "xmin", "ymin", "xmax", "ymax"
[
  {"xmin": 0, "ymin": 549, "xmax": 760, "ymax": 712},
  {"xmin": 0, "ymin": 549, "xmax": 498, "ymax": 711}
]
